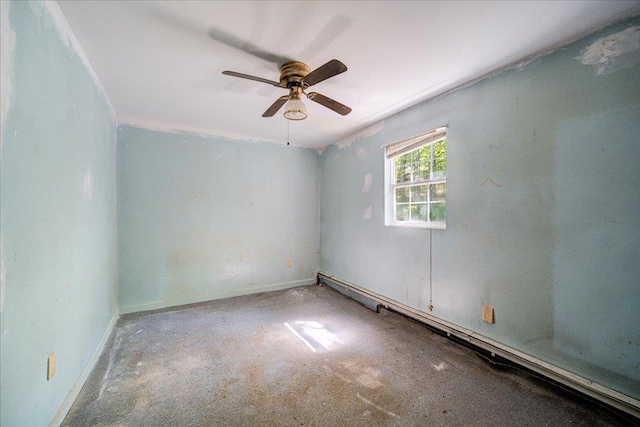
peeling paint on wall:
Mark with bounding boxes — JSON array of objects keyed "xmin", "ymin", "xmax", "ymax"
[
  {"xmin": 119, "ymin": 115, "xmax": 284, "ymax": 147},
  {"xmin": 83, "ymin": 170, "xmax": 93, "ymax": 200},
  {"xmin": 320, "ymin": 16, "xmax": 640, "ymax": 400},
  {"xmin": 0, "ymin": 1, "xmax": 14, "ymax": 314},
  {"xmin": 334, "ymin": 121, "xmax": 385, "ymax": 150},
  {"xmin": 1, "ymin": 2, "xmax": 119, "ymax": 424},
  {"xmin": 34, "ymin": 1, "xmax": 116, "ymax": 120},
  {"xmin": 480, "ymin": 177, "xmax": 504, "ymax": 188},
  {"xmin": 363, "ymin": 206, "xmax": 372, "ymax": 220},
  {"xmin": 513, "ymin": 58, "xmax": 535, "ymax": 70},
  {"xmin": 117, "ymin": 125, "xmax": 320, "ymax": 314},
  {"xmin": 0, "ymin": 1, "xmax": 16, "ymax": 133},
  {"xmin": 0, "ymin": 239, "xmax": 6, "ymax": 313},
  {"xmin": 575, "ymin": 25, "xmax": 640, "ymax": 75},
  {"xmin": 362, "ymin": 174, "xmax": 372, "ymax": 193}
]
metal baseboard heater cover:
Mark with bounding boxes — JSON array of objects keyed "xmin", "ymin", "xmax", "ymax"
[{"xmin": 317, "ymin": 272, "xmax": 640, "ymax": 419}]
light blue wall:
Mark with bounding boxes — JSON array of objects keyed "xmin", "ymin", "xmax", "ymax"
[
  {"xmin": 117, "ymin": 126, "xmax": 320, "ymax": 313},
  {"xmin": 0, "ymin": 2, "xmax": 118, "ymax": 426},
  {"xmin": 320, "ymin": 17, "xmax": 640, "ymax": 399},
  {"xmin": 1, "ymin": 1, "xmax": 637, "ymax": 423}
]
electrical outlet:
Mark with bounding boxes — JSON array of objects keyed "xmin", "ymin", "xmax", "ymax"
[
  {"xmin": 47, "ymin": 352, "xmax": 56, "ymax": 380},
  {"xmin": 286, "ymin": 259, "xmax": 293, "ymax": 268},
  {"xmin": 482, "ymin": 306, "xmax": 494, "ymax": 324}
]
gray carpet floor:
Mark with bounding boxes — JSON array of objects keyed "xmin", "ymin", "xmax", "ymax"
[{"xmin": 63, "ymin": 284, "xmax": 632, "ymax": 426}]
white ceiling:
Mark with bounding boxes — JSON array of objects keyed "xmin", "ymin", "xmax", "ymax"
[{"xmin": 58, "ymin": 1, "xmax": 640, "ymax": 149}]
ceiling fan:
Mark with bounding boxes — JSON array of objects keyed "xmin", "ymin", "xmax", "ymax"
[{"xmin": 222, "ymin": 60, "xmax": 352, "ymax": 120}]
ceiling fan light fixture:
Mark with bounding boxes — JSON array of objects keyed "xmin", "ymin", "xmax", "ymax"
[{"xmin": 283, "ymin": 98, "xmax": 308, "ymax": 121}]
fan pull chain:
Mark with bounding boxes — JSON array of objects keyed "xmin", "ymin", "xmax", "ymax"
[{"xmin": 287, "ymin": 119, "xmax": 290, "ymax": 146}]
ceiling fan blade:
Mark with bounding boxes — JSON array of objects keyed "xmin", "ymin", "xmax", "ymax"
[
  {"xmin": 222, "ymin": 71, "xmax": 281, "ymax": 87},
  {"xmin": 262, "ymin": 96, "xmax": 290, "ymax": 117},
  {"xmin": 208, "ymin": 28, "xmax": 293, "ymax": 67},
  {"xmin": 307, "ymin": 92, "xmax": 352, "ymax": 115},
  {"xmin": 143, "ymin": 6, "xmax": 294, "ymax": 65},
  {"xmin": 303, "ymin": 59, "xmax": 348, "ymax": 87},
  {"xmin": 299, "ymin": 15, "xmax": 352, "ymax": 60}
]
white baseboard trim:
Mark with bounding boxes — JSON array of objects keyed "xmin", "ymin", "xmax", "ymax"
[
  {"xmin": 49, "ymin": 308, "xmax": 120, "ymax": 427},
  {"xmin": 119, "ymin": 278, "xmax": 315, "ymax": 315},
  {"xmin": 318, "ymin": 271, "xmax": 640, "ymax": 419}
]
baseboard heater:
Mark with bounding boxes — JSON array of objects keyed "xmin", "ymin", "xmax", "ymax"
[{"xmin": 317, "ymin": 271, "xmax": 640, "ymax": 419}]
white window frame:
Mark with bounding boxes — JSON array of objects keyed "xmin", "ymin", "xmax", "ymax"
[{"xmin": 384, "ymin": 126, "xmax": 447, "ymax": 229}]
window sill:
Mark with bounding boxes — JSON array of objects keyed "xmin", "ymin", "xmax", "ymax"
[{"xmin": 386, "ymin": 221, "xmax": 446, "ymax": 230}]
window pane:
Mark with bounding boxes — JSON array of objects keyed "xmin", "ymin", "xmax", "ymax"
[
  {"xmin": 395, "ymin": 154, "xmax": 411, "ymax": 183},
  {"xmin": 414, "ymin": 145, "xmax": 431, "ymax": 181},
  {"xmin": 434, "ymin": 139, "xmax": 446, "ymax": 158},
  {"xmin": 395, "ymin": 187, "xmax": 409, "ymax": 203},
  {"xmin": 411, "ymin": 185, "xmax": 427, "ymax": 202},
  {"xmin": 396, "ymin": 204, "xmax": 410, "ymax": 221},
  {"xmin": 412, "ymin": 149, "xmax": 420, "ymax": 164},
  {"xmin": 410, "ymin": 204, "xmax": 428, "ymax": 221},
  {"xmin": 413, "ymin": 145, "xmax": 431, "ymax": 181},
  {"xmin": 433, "ymin": 140, "xmax": 446, "ymax": 178},
  {"xmin": 400, "ymin": 170, "xmax": 412, "ymax": 183},
  {"xmin": 387, "ymin": 129, "xmax": 446, "ymax": 228},
  {"xmin": 430, "ymin": 202, "xmax": 446, "ymax": 222},
  {"xmin": 433, "ymin": 156, "xmax": 446, "ymax": 178},
  {"xmin": 429, "ymin": 183, "xmax": 446, "ymax": 202}
]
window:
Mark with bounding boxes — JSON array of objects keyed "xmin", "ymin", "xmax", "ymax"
[{"xmin": 384, "ymin": 127, "xmax": 447, "ymax": 228}]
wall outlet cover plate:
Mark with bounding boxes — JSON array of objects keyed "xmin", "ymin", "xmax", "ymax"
[
  {"xmin": 483, "ymin": 306, "xmax": 495, "ymax": 324},
  {"xmin": 47, "ymin": 352, "xmax": 56, "ymax": 380}
]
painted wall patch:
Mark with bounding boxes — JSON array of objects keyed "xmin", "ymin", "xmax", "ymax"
[{"xmin": 575, "ymin": 25, "xmax": 640, "ymax": 76}]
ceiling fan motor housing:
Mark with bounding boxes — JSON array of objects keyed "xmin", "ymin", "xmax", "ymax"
[{"xmin": 279, "ymin": 61, "xmax": 310, "ymax": 89}]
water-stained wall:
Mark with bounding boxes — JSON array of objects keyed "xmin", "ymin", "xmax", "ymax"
[
  {"xmin": 0, "ymin": 2, "xmax": 118, "ymax": 425},
  {"xmin": 320, "ymin": 18, "xmax": 640, "ymax": 399},
  {"xmin": 117, "ymin": 126, "xmax": 320, "ymax": 314}
]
